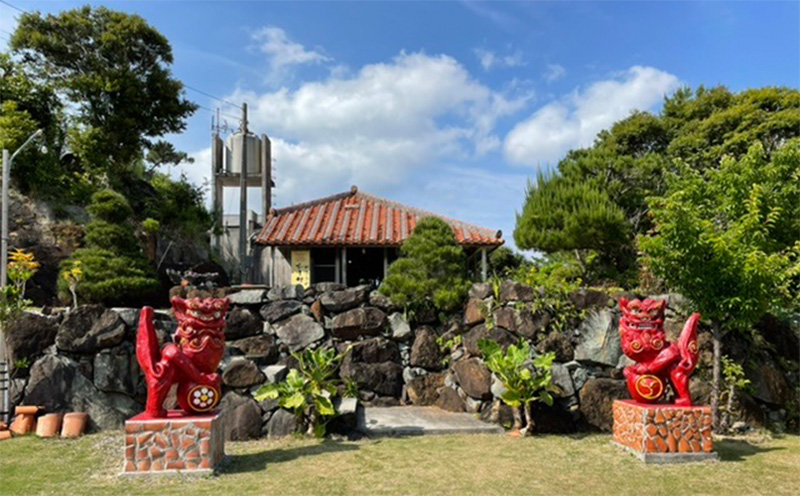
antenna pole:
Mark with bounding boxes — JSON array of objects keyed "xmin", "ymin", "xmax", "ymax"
[{"xmin": 239, "ymin": 103, "xmax": 249, "ymax": 284}]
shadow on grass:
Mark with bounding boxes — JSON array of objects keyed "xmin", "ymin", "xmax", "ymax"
[
  {"xmin": 715, "ymin": 438, "xmax": 783, "ymax": 462},
  {"xmin": 219, "ymin": 440, "xmax": 362, "ymax": 474}
]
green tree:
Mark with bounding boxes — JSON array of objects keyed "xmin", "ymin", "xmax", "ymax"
[
  {"xmin": 514, "ymin": 172, "xmax": 630, "ymax": 279},
  {"xmin": 639, "ymin": 140, "xmax": 800, "ymax": 430},
  {"xmin": 58, "ymin": 190, "xmax": 159, "ymax": 306},
  {"xmin": 515, "ymin": 87, "xmax": 800, "ymax": 282},
  {"xmin": 381, "ymin": 217, "xmax": 469, "ymax": 315},
  {"xmin": 11, "ymin": 6, "xmax": 197, "ymax": 181}
]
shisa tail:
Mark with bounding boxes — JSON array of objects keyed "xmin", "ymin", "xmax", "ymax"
[
  {"xmin": 677, "ymin": 312, "xmax": 701, "ymax": 373},
  {"xmin": 136, "ymin": 306, "xmax": 161, "ymax": 378}
]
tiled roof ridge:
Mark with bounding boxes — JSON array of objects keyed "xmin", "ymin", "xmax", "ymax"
[{"xmin": 268, "ymin": 186, "xmax": 500, "ymax": 239}]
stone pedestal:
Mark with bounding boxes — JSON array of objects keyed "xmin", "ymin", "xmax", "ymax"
[
  {"xmin": 123, "ymin": 410, "xmax": 225, "ymax": 474},
  {"xmin": 612, "ymin": 400, "xmax": 718, "ymax": 463}
]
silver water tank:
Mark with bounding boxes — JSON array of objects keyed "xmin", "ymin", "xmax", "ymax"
[{"xmin": 225, "ymin": 132, "xmax": 262, "ymax": 174}]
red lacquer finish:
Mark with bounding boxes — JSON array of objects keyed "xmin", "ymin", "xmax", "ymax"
[
  {"xmin": 619, "ymin": 298, "xmax": 700, "ymax": 406},
  {"xmin": 136, "ymin": 297, "xmax": 230, "ymax": 419}
]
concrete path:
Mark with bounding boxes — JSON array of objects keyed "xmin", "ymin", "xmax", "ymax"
[{"xmin": 358, "ymin": 406, "xmax": 504, "ymax": 437}]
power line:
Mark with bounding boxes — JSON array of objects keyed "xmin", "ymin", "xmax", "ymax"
[
  {"xmin": 184, "ymin": 84, "xmax": 242, "ymax": 110},
  {"xmin": 196, "ymin": 104, "xmax": 241, "ymax": 124},
  {"xmin": 0, "ymin": 0, "xmax": 26, "ymax": 13}
]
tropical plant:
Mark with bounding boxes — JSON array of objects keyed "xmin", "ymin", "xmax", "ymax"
[
  {"xmin": 381, "ymin": 216, "xmax": 469, "ymax": 316},
  {"xmin": 254, "ymin": 347, "xmax": 350, "ymax": 437},
  {"xmin": 478, "ymin": 339, "xmax": 557, "ymax": 436},
  {"xmin": 639, "ymin": 140, "xmax": 800, "ymax": 430}
]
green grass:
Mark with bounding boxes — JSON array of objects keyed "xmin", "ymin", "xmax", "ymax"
[{"xmin": 0, "ymin": 432, "xmax": 798, "ymax": 496}]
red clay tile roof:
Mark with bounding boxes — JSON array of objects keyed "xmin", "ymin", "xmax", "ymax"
[{"xmin": 255, "ymin": 186, "xmax": 503, "ymax": 248}]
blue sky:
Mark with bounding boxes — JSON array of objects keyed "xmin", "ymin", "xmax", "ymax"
[{"xmin": 1, "ymin": 1, "xmax": 798, "ymax": 251}]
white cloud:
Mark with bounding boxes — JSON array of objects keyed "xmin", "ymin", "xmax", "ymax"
[
  {"xmin": 183, "ymin": 51, "xmax": 530, "ymax": 214},
  {"xmin": 474, "ymin": 48, "xmax": 524, "ymax": 71},
  {"xmin": 252, "ymin": 26, "xmax": 330, "ymax": 72},
  {"xmin": 504, "ymin": 66, "xmax": 680, "ymax": 167},
  {"xmin": 543, "ymin": 63, "xmax": 566, "ymax": 83}
]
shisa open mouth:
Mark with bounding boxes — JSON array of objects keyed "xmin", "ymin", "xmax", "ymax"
[{"xmin": 623, "ymin": 319, "xmax": 663, "ymax": 331}]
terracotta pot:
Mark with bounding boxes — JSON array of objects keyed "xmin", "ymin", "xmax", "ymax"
[
  {"xmin": 0, "ymin": 430, "xmax": 11, "ymax": 441},
  {"xmin": 15, "ymin": 405, "xmax": 40, "ymax": 415},
  {"xmin": 0, "ymin": 421, "xmax": 7, "ymax": 430},
  {"xmin": 61, "ymin": 412, "xmax": 88, "ymax": 438},
  {"xmin": 9, "ymin": 414, "xmax": 36, "ymax": 436},
  {"xmin": 36, "ymin": 413, "xmax": 63, "ymax": 438}
]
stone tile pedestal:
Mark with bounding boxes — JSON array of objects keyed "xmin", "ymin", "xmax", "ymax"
[
  {"xmin": 123, "ymin": 410, "xmax": 225, "ymax": 474},
  {"xmin": 612, "ymin": 400, "xmax": 718, "ymax": 463}
]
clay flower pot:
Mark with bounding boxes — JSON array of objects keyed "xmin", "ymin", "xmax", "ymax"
[
  {"xmin": 35, "ymin": 413, "xmax": 63, "ymax": 438},
  {"xmin": 0, "ymin": 430, "xmax": 11, "ymax": 441},
  {"xmin": 61, "ymin": 412, "xmax": 88, "ymax": 438},
  {"xmin": 9, "ymin": 405, "xmax": 41, "ymax": 435}
]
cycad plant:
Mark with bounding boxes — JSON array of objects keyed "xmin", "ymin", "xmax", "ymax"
[
  {"xmin": 254, "ymin": 346, "xmax": 350, "ymax": 437},
  {"xmin": 478, "ymin": 339, "xmax": 557, "ymax": 436}
]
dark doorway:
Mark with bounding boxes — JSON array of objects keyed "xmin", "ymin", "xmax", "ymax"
[{"xmin": 346, "ymin": 248, "xmax": 386, "ymax": 287}]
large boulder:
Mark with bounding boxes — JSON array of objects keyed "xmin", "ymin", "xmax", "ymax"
[
  {"xmin": 464, "ymin": 298, "xmax": 486, "ymax": 327},
  {"xmin": 56, "ymin": 305, "xmax": 126, "ymax": 353},
  {"xmin": 493, "ymin": 307, "xmax": 548, "ymax": 339},
  {"xmin": 274, "ymin": 314, "xmax": 325, "ymax": 351},
  {"xmin": 388, "ymin": 313, "xmax": 412, "ymax": 341},
  {"xmin": 498, "ymin": 281, "xmax": 534, "ymax": 303},
  {"xmin": 574, "ymin": 309, "xmax": 622, "ymax": 367},
  {"xmin": 219, "ymin": 392, "xmax": 262, "ymax": 440},
  {"xmin": 578, "ymin": 378, "xmax": 628, "ymax": 431},
  {"xmin": 24, "ymin": 354, "xmax": 138, "ymax": 430},
  {"xmin": 406, "ymin": 373, "xmax": 444, "ymax": 406},
  {"xmin": 227, "ymin": 334, "xmax": 279, "ymax": 364},
  {"xmin": 435, "ymin": 387, "xmax": 465, "ymax": 412},
  {"xmin": 267, "ymin": 408, "xmax": 298, "ymax": 438},
  {"xmin": 462, "ymin": 324, "xmax": 516, "ymax": 357},
  {"xmin": 343, "ymin": 338, "xmax": 401, "ymax": 364},
  {"xmin": 222, "ymin": 357, "xmax": 266, "ymax": 388},
  {"xmin": 331, "ymin": 307, "xmax": 387, "ymax": 340},
  {"xmin": 224, "ymin": 306, "xmax": 263, "ymax": 339},
  {"xmin": 320, "ymin": 286, "xmax": 368, "ymax": 312},
  {"xmin": 260, "ymin": 300, "xmax": 303, "ymax": 324},
  {"xmin": 267, "ymin": 285, "xmax": 304, "ymax": 301},
  {"xmin": 93, "ymin": 342, "xmax": 141, "ymax": 396},
  {"xmin": 749, "ymin": 360, "xmax": 796, "ymax": 406},
  {"xmin": 227, "ymin": 289, "xmax": 268, "ymax": 306},
  {"xmin": 369, "ymin": 290, "xmax": 399, "ymax": 313},
  {"xmin": 550, "ymin": 362, "xmax": 575, "ymax": 398},
  {"xmin": 469, "ymin": 282, "xmax": 493, "ymax": 300},
  {"xmin": 340, "ymin": 338, "xmax": 403, "ymax": 397},
  {"xmin": 453, "ymin": 358, "xmax": 492, "ymax": 400},
  {"xmin": 409, "ymin": 327, "xmax": 442, "ymax": 370},
  {"xmin": 4, "ymin": 312, "xmax": 58, "ymax": 372},
  {"xmin": 568, "ymin": 289, "xmax": 612, "ymax": 311},
  {"xmin": 537, "ymin": 330, "xmax": 575, "ymax": 362}
]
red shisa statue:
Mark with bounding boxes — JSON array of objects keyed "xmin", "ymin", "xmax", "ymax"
[
  {"xmin": 136, "ymin": 297, "xmax": 230, "ymax": 418},
  {"xmin": 619, "ymin": 298, "xmax": 700, "ymax": 406}
]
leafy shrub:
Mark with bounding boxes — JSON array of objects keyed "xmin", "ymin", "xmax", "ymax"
[
  {"xmin": 479, "ymin": 339, "xmax": 557, "ymax": 436},
  {"xmin": 380, "ymin": 216, "xmax": 469, "ymax": 316},
  {"xmin": 254, "ymin": 347, "xmax": 349, "ymax": 438},
  {"xmin": 58, "ymin": 189, "xmax": 159, "ymax": 306}
]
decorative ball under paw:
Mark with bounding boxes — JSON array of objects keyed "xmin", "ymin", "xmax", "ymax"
[{"xmin": 177, "ymin": 382, "xmax": 220, "ymax": 414}]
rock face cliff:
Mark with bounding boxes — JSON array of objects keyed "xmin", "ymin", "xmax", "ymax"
[{"xmin": 6, "ymin": 189, "xmax": 85, "ymax": 305}]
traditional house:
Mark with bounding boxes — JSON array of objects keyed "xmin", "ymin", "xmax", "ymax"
[{"xmin": 254, "ymin": 186, "xmax": 503, "ymax": 287}]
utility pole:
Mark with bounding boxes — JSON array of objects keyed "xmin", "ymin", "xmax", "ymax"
[{"xmin": 239, "ymin": 103, "xmax": 248, "ymax": 284}]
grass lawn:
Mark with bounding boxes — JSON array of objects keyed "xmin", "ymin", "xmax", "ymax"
[{"xmin": 0, "ymin": 432, "xmax": 797, "ymax": 496}]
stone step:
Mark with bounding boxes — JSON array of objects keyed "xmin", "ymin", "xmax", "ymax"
[{"xmin": 358, "ymin": 406, "xmax": 504, "ymax": 437}]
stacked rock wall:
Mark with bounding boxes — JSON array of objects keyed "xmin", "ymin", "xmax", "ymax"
[{"xmin": 5, "ymin": 280, "xmax": 797, "ymax": 436}]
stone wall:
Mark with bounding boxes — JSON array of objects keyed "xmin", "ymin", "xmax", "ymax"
[{"xmin": 5, "ymin": 280, "xmax": 797, "ymax": 437}]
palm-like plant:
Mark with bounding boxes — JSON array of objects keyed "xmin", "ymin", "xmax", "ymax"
[
  {"xmin": 254, "ymin": 346, "xmax": 350, "ymax": 437},
  {"xmin": 478, "ymin": 339, "xmax": 557, "ymax": 436}
]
